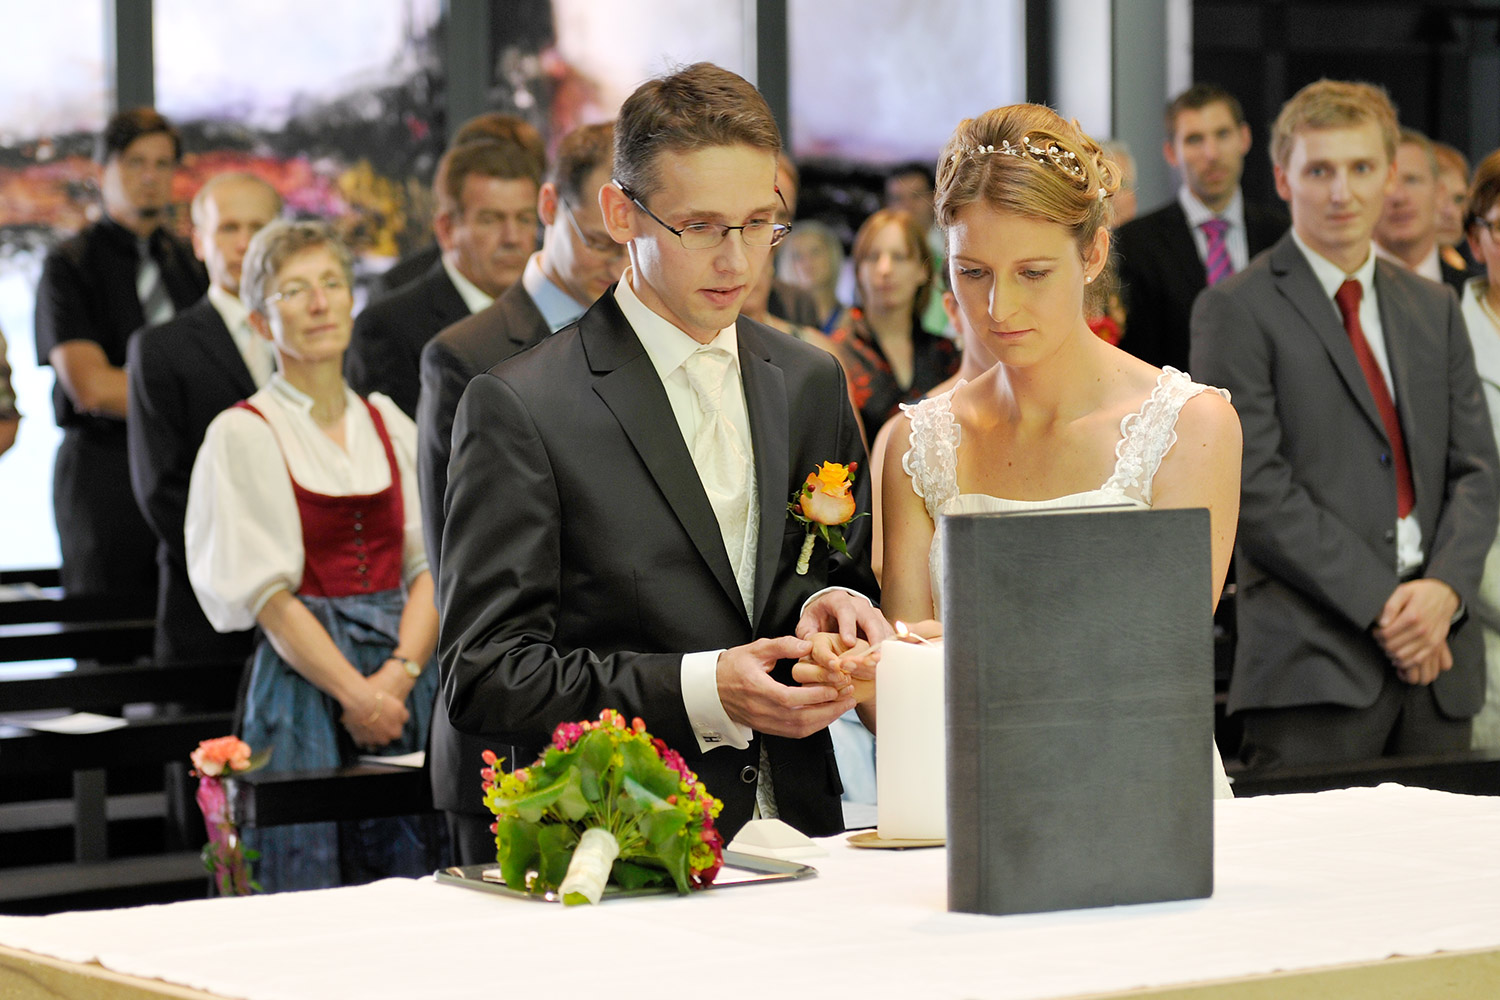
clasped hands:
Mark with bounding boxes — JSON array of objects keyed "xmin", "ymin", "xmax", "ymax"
[
  {"xmin": 1374, "ymin": 578, "xmax": 1460, "ymax": 686},
  {"xmin": 715, "ymin": 590, "xmax": 891, "ymax": 739},
  {"xmin": 340, "ymin": 657, "xmax": 416, "ymax": 749}
]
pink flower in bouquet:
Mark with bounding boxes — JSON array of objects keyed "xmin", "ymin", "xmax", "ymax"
[
  {"xmin": 190, "ymin": 736, "xmax": 252, "ymax": 777},
  {"xmin": 552, "ymin": 721, "xmax": 584, "ymax": 750}
]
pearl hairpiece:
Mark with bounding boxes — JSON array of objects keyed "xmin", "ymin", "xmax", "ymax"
[{"xmin": 952, "ymin": 133, "xmax": 1107, "ymax": 202}]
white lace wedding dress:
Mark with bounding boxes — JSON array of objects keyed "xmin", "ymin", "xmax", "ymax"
[{"xmin": 901, "ymin": 367, "xmax": 1235, "ymax": 798}]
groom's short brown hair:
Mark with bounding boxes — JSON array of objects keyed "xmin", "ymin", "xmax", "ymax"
[{"xmin": 613, "ymin": 62, "xmax": 781, "ymax": 199}]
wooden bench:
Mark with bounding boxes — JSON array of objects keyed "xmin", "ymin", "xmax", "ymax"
[
  {"xmin": 1227, "ymin": 749, "xmax": 1500, "ymax": 798},
  {"xmin": 0, "ymin": 618, "xmax": 155, "ymax": 664},
  {"xmin": 229, "ymin": 763, "xmax": 434, "ymax": 828}
]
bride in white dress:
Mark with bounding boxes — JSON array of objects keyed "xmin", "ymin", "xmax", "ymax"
[{"xmin": 879, "ymin": 104, "xmax": 1242, "ymax": 798}]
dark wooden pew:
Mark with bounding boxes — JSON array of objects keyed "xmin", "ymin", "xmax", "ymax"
[
  {"xmin": 1227, "ymin": 749, "xmax": 1500, "ymax": 798},
  {"xmin": 0, "ymin": 586, "xmax": 116, "ymax": 626},
  {"xmin": 0, "ymin": 618, "xmax": 155, "ymax": 664},
  {"xmin": 229, "ymin": 763, "xmax": 434, "ymax": 828}
]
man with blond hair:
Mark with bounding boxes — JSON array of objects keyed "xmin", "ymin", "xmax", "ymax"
[{"xmin": 1192, "ymin": 79, "xmax": 1498, "ymax": 767}]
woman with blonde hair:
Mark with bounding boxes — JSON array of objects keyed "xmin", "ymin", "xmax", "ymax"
[{"xmin": 859, "ymin": 106, "xmax": 1241, "ymax": 793}]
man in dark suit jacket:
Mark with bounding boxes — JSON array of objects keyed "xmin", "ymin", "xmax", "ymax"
[
  {"xmin": 127, "ymin": 173, "xmax": 281, "ymax": 666},
  {"xmin": 438, "ymin": 64, "xmax": 885, "ymax": 845},
  {"xmin": 418, "ymin": 122, "xmax": 627, "ymax": 863},
  {"xmin": 1374, "ymin": 128, "xmax": 1468, "ymax": 296},
  {"xmin": 1191, "ymin": 80, "xmax": 1499, "ymax": 768},
  {"xmin": 346, "ymin": 139, "xmax": 543, "ymax": 416},
  {"xmin": 35, "ymin": 109, "xmax": 206, "ymax": 603},
  {"xmin": 1116, "ymin": 84, "xmax": 1287, "ymax": 372}
]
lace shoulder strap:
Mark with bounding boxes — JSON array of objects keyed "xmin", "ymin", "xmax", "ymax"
[
  {"xmin": 1103, "ymin": 367, "xmax": 1231, "ymax": 505},
  {"xmin": 899, "ymin": 382, "xmax": 965, "ymax": 521}
]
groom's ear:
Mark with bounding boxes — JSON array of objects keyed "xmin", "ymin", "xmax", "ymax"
[{"xmin": 600, "ymin": 183, "xmax": 637, "ymax": 245}]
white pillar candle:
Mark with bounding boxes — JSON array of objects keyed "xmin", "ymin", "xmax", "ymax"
[{"xmin": 876, "ymin": 638, "xmax": 946, "ymax": 841}]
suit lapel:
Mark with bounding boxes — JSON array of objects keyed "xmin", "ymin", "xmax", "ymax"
[
  {"xmin": 191, "ymin": 299, "xmax": 257, "ymax": 397},
  {"xmin": 583, "ymin": 297, "xmax": 746, "ymax": 616},
  {"xmin": 428, "ymin": 263, "xmax": 472, "ymax": 327},
  {"xmin": 1271, "ymin": 238, "xmax": 1387, "ymax": 438},
  {"xmin": 738, "ymin": 322, "xmax": 790, "ymax": 634},
  {"xmin": 1372, "ymin": 261, "xmax": 1424, "ymax": 475},
  {"xmin": 1165, "ymin": 203, "xmax": 1208, "ymax": 293}
]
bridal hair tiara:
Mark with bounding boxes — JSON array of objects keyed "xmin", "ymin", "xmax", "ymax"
[{"xmin": 952, "ymin": 135, "xmax": 1107, "ymax": 200}]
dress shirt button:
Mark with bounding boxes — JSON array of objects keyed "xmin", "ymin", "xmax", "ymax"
[
  {"xmin": 1384, "ymin": 529, "xmax": 1396, "ymax": 543},
  {"xmin": 740, "ymin": 765, "xmax": 757, "ymax": 784},
  {"xmin": 1379, "ymin": 453, "xmax": 1391, "ymax": 467}
]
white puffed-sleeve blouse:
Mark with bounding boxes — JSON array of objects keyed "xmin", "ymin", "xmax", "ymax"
[{"xmin": 185, "ymin": 375, "xmax": 429, "ymax": 633}]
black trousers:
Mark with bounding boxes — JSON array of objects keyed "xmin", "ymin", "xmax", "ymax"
[
  {"xmin": 53, "ymin": 427, "xmax": 156, "ymax": 608},
  {"xmin": 446, "ymin": 810, "xmax": 496, "ymax": 867},
  {"xmin": 1237, "ymin": 669, "xmax": 1472, "ymax": 769}
]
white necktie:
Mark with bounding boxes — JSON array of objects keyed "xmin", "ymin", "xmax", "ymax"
[
  {"xmin": 682, "ymin": 346, "xmax": 754, "ymax": 615},
  {"xmin": 136, "ymin": 241, "xmax": 174, "ymax": 325}
]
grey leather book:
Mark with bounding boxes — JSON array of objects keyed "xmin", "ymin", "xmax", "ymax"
[{"xmin": 942, "ymin": 506, "xmax": 1214, "ymax": 916}]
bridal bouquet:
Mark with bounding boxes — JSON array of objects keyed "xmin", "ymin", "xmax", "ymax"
[
  {"xmin": 482, "ymin": 709, "xmax": 724, "ymax": 905},
  {"xmin": 189, "ymin": 736, "xmax": 270, "ymax": 896},
  {"xmin": 788, "ymin": 460, "xmax": 866, "ymax": 574}
]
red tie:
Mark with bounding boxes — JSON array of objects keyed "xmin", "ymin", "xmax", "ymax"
[{"xmin": 1334, "ymin": 279, "xmax": 1414, "ymax": 517}]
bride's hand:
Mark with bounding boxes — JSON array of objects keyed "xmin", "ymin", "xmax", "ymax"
[{"xmin": 794, "ymin": 632, "xmax": 877, "ymax": 704}]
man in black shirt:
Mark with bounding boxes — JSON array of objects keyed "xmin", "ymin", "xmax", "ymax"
[{"xmin": 34, "ymin": 108, "xmax": 206, "ymax": 603}]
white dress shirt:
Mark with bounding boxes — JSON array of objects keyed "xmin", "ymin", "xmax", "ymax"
[
  {"xmin": 1291, "ymin": 230, "xmax": 1423, "ymax": 574},
  {"xmin": 1179, "ymin": 186, "xmax": 1250, "ymax": 273},
  {"xmin": 442, "ymin": 257, "xmax": 495, "ymax": 315},
  {"xmin": 185, "ymin": 377, "xmax": 429, "ymax": 632},
  {"xmin": 1374, "ymin": 241, "xmax": 1443, "ymax": 285},
  {"xmin": 613, "ymin": 270, "xmax": 759, "ymax": 753},
  {"xmin": 209, "ymin": 283, "xmax": 275, "ymax": 388}
]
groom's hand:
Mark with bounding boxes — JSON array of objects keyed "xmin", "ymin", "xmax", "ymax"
[
  {"xmin": 717, "ymin": 635, "xmax": 855, "ymax": 738},
  {"xmin": 796, "ymin": 590, "xmax": 893, "ymax": 649}
]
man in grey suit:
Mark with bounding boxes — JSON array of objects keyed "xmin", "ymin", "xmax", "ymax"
[
  {"xmin": 1191, "ymin": 79, "xmax": 1499, "ymax": 768},
  {"xmin": 418, "ymin": 122, "xmax": 626, "ymax": 863}
]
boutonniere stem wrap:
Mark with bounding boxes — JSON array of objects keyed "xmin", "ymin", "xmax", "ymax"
[{"xmin": 788, "ymin": 461, "xmax": 867, "ymax": 574}]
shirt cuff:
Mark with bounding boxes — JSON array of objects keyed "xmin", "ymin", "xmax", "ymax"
[
  {"xmin": 798, "ymin": 586, "xmax": 875, "ymax": 619},
  {"xmin": 681, "ymin": 650, "xmax": 753, "ymax": 753}
]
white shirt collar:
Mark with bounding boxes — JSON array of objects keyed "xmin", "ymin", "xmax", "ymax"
[
  {"xmin": 612, "ymin": 265, "xmax": 740, "ymax": 383},
  {"xmin": 1291, "ymin": 228, "xmax": 1378, "ymax": 301},
  {"xmin": 1178, "ymin": 186, "xmax": 1245, "ymax": 231},
  {"xmin": 207, "ymin": 283, "xmax": 251, "ymax": 337},
  {"xmin": 1373, "ymin": 241, "xmax": 1442, "ymax": 284},
  {"xmin": 441, "ymin": 256, "xmax": 495, "ymax": 315},
  {"xmin": 264, "ymin": 372, "xmax": 360, "ymax": 414},
  {"xmin": 520, "ymin": 252, "xmax": 587, "ymax": 333}
]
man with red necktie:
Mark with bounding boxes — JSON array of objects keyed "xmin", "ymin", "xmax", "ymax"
[{"xmin": 1191, "ymin": 79, "xmax": 1499, "ymax": 768}]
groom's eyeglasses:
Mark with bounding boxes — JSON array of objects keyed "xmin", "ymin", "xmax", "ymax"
[{"xmin": 614, "ymin": 179, "xmax": 792, "ymax": 250}]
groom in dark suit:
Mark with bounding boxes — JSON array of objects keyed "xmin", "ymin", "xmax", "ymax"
[
  {"xmin": 1116, "ymin": 84, "xmax": 1286, "ymax": 372},
  {"xmin": 439, "ymin": 63, "xmax": 884, "ymax": 844},
  {"xmin": 1191, "ymin": 79, "xmax": 1499, "ymax": 767},
  {"xmin": 420, "ymin": 122, "xmax": 628, "ymax": 863},
  {"xmin": 127, "ymin": 172, "xmax": 282, "ymax": 665}
]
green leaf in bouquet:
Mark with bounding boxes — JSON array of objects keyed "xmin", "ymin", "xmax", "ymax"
[
  {"xmin": 495, "ymin": 816, "xmax": 540, "ymax": 891},
  {"xmin": 638, "ymin": 799, "xmax": 689, "ymax": 848},
  {"xmin": 618, "ymin": 773, "xmax": 671, "ymax": 819},
  {"xmin": 653, "ymin": 826, "xmax": 692, "ymax": 893},
  {"xmin": 611, "ymin": 857, "xmax": 672, "ymax": 891},
  {"xmin": 536, "ymin": 823, "xmax": 580, "ymax": 889},
  {"xmin": 555, "ymin": 769, "xmax": 590, "ymax": 822},
  {"xmin": 620, "ymin": 739, "xmax": 679, "ymax": 799},
  {"xmin": 505, "ymin": 776, "xmax": 569, "ymax": 823}
]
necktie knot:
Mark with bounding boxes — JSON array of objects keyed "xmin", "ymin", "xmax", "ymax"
[
  {"xmin": 1200, "ymin": 218, "xmax": 1229, "ymax": 240},
  {"xmin": 1335, "ymin": 278, "xmax": 1362, "ymax": 320},
  {"xmin": 683, "ymin": 347, "xmax": 733, "ymax": 414}
]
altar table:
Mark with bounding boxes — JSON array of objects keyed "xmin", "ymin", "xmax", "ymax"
[{"xmin": 1, "ymin": 785, "xmax": 1498, "ymax": 999}]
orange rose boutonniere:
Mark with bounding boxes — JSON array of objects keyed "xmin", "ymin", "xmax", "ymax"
[{"xmin": 788, "ymin": 461, "xmax": 867, "ymax": 574}]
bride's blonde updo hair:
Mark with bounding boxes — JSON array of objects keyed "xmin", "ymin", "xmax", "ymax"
[{"xmin": 935, "ymin": 104, "xmax": 1121, "ymax": 260}]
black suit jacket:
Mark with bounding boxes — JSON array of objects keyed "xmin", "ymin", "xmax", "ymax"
[
  {"xmin": 438, "ymin": 291, "xmax": 877, "ymax": 838},
  {"xmin": 127, "ymin": 298, "xmax": 259, "ymax": 666},
  {"xmin": 418, "ymin": 281, "xmax": 553, "ymax": 817},
  {"xmin": 347, "ymin": 262, "xmax": 471, "ymax": 417},
  {"xmin": 1440, "ymin": 256, "xmax": 1468, "ymax": 297},
  {"xmin": 1191, "ymin": 234, "xmax": 1499, "ymax": 720},
  {"xmin": 1116, "ymin": 198, "xmax": 1287, "ymax": 372}
]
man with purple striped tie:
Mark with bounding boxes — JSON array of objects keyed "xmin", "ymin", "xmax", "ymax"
[{"xmin": 1115, "ymin": 84, "xmax": 1287, "ymax": 372}]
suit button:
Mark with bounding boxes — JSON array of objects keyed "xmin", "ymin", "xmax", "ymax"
[
  {"xmin": 1384, "ymin": 529, "xmax": 1396, "ymax": 543},
  {"xmin": 740, "ymin": 765, "xmax": 757, "ymax": 784},
  {"xmin": 1379, "ymin": 453, "xmax": 1391, "ymax": 467}
]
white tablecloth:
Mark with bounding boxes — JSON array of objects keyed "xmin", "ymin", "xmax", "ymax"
[{"xmin": 3, "ymin": 785, "xmax": 1499, "ymax": 1000}]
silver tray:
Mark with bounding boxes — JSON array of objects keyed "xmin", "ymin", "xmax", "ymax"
[{"xmin": 433, "ymin": 850, "xmax": 817, "ymax": 902}]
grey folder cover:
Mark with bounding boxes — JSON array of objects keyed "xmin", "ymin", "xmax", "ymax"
[{"xmin": 942, "ymin": 506, "xmax": 1213, "ymax": 916}]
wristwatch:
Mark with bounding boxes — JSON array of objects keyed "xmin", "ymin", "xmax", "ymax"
[{"xmin": 392, "ymin": 656, "xmax": 424, "ymax": 679}]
